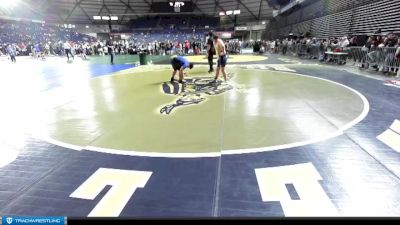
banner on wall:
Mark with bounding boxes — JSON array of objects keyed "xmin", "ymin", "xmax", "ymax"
[
  {"xmin": 235, "ymin": 26, "xmax": 248, "ymax": 31},
  {"xmin": 215, "ymin": 32, "xmax": 232, "ymax": 39}
]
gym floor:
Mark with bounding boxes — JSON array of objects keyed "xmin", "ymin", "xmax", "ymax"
[{"xmin": 0, "ymin": 53, "xmax": 399, "ymax": 217}]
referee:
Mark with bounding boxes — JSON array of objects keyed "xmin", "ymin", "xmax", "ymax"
[{"xmin": 206, "ymin": 31, "xmax": 215, "ymax": 73}]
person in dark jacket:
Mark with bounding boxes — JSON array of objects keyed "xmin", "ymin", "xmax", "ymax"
[
  {"xmin": 206, "ymin": 31, "xmax": 215, "ymax": 73},
  {"xmin": 106, "ymin": 39, "xmax": 115, "ymax": 65}
]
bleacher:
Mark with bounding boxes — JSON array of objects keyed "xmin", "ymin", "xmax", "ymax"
[
  {"xmin": 267, "ymin": 0, "xmax": 400, "ymax": 39},
  {"xmin": 130, "ymin": 17, "xmax": 160, "ymax": 29},
  {"xmin": 0, "ymin": 20, "xmax": 95, "ymax": 44},
  {"xmin": 128, "ymin": 15, "xmax": 220, "ymax": 31},
  {"xmin": 191, "ymin": 16, "xmax": 219, "ymax": 28},
  {"xmin": 128, "ymin": 29, "xmax": 205, "ymax": 45}
]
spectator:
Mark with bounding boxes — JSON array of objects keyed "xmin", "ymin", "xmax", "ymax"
[
  {"xmin": 339, "ymin": 36, "xmax": 350, "ymax": 48},
  {"xmin": 6, "ymin": 44, "xmax": 16, "ymax": 63},
  {"xmin": 106, "ymin": 39, "xmax": 115, "ymax": 65},
  {"xmin": 394, "ymin": 38, "xmax": 400, "ymax": 77},
  {"xmin": 63, "ymin": 40, "xmax": 74, "ymax": 61}
]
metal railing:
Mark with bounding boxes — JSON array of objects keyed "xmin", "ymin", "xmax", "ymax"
[{"xmin": 273, "ymin": 44, "xmax": 400, "ymax": 76}]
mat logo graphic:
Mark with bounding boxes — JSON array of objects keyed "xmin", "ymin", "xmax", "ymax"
[
  {"xmin": 6, "ymin": 217, "xmax": 13, "ymax": 224},
  {"xmin": 160, "ymin": 76, "xmax": 234, "ymax": 114}
]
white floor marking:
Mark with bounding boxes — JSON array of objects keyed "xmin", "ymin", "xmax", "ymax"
[
  {"xmin": 377, "ymin": 120, "xmax": 400, "ymax": 153},
  {"xmin": 255, "ymin": 163, "xmax": 338, "ymax": 217},
  {"xmin": 70, "ymin": 168, "xmax": 152, "ymax": 217}
]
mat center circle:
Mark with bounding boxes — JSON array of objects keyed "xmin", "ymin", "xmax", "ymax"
[{"xmin": 35, "ymin": 68, "xmax": 366, "ymax": 156}]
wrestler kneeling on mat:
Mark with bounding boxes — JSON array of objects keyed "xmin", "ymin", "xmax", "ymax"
[{"xmin": 170, "ymin": 56, "xmax": 194, "ymax": 84}]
